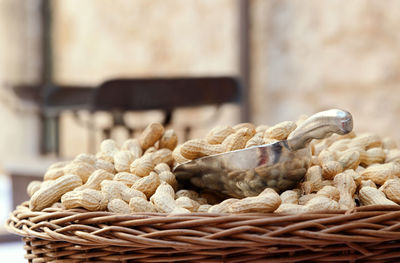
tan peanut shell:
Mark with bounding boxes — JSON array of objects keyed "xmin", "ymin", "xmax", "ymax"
[
  {"xmin": 74, "ymin": 153, "xmax": 96, "ymax": 165},
  {"xmin": 121, "ymin": 187, "xmax": 147, "ymax": 203},
  {"xmin": 316, "ymin": 186, "xmax": 340, "ymax": 202},
  {"xmin": 132, "ymin": 172, "xmax": 160, "ymax": 198},
  {"xmin": 208, "ymin": 198, "xmax": 239, "ymax": 213},
  {"xmin": 48, "ymin": 161, "xmax": 69, "ymax": 170},
  {"xmin": 107, "ymin": 199, "xmax": 131, "ymax": 214},
  {"xmin": 130, "ymin": 154, "xmax": 154, "ymax": 177},
  {"xmin": 154, "ymin": 163, "xmax": 171, "ymax": 174},
  {"xmin": 180, "ymin": 139, "xmax": 225, "ymax": 160},
  {"xmin": 114, "ymin": 150, "xmax": 134, "ymax": 172},
  {"xmin": 113, "ymin": 172, "xmax": 140, "ymax": 187},
  {"xmin": 99, "ymin": 139, "xmax": 119, "ymax": 162},
  {"xmin": 159, "ymin": 129, "xmax": 178, "ymax": 150},
  {"xmin": 223, "ymin": 127, "xmax": 255, "ymax": 151},
  {"xmin": 152, "ymin": 149, "xmax": 173, "ymax": 166},
  {"xmin": 380, "ymin": 179, "xmax": 400, "ymax": 204},
  {"xmin": 338, "ymin": 150, "xmax": 360, "ymax": 170},
  {"xmin": 158, "ymin": 171, "xmax": 177, "ymax": 190},
  {"xmin": 172, "ymin": 144, "xmax": 190, "ymax": 164},
  {"xmin": 385, "ymin": 149, "xmax": 400, "ymax": 163},
  {"xmin": 121, "ymin": 139, "xmax": 143, "ymax": 160},
  {"xmin": 350, "ymin": 133, "xmax": 382, "ymax": 149},
  {"xmin": 170, "ymin": 207, "xmax": 191, "ymax": 214},
  {"xmin": 129, "ymin": 197, "xmax": 157, "ymax": 212},
  {"xmin": 27, "ymin": 181, "xmax": 42, "ymax": 197},
  {"xmin": 275, "ymin": 203, "xmax": 309, "ymax": 214},
  {"xmin": 61, "ymin": 189, "xmax": 107, "ymax": 211},
  {"xmin": 139, "ymin": 123, "xmax": 164, "ymax": 150},
  {"xmin": 360, "ymin": 147, "xmax": 385, "ymax": 166},
  {"xmin": 228, "ymin": 190, "xmax": 281, "ymax": 213},
  {"xmin": 322, "ymin": 161, "xmax": 343, "ymax": 180},
  {"xmin": 264, "ymin": 121, "xmax": 296, "ymax": 141},
  {"xmin": 100, "ymin": 180, "xmax": 128, "ymax": 200},
  {"xmin": 280, "ymin": 190, "xmax": 299, "ymax": 204},
  {"xmin": 175, "ymin": 196, "xmax": 200, "ymax": 212},
  {"xmin": 176, "ymin": 189, "xmax": 199, "ymax": 200},
  {"xmin": 44, "ymin": 167, "xmax": 65, "ymax": 181},
  {"xmin": 64, "ymin": 161, "xmax": 96, "ymax": 183},
  {"xmin": 30, "ymin": 174, "xmax": 82, "ymax": 211},
  {"xmin": 333, "ymin": 172, "xmax": 356, "ymax": 210},
  {"xmin": 150, "ymin": 183, "xmax": 176, "ymax": 213},
  {"xmin": 206, "ymin": 126, "xmax": 235, "ymax": 144},
  {"xmin": 359, "ymin": 186, "xmax": 397, "ymax": 206},
  {"xmin": 76, "ymin": 169, "xmax": 114, "ymax": 191},
  {"xmin": 95, "ymin": 159, "xmax": 115, "ymax": 174},
  {"xmin": 382, "ymin": 137, "xmax": 397, "ymax": 150},
  {"xmin": 197, "ymin": 204, "xmax": 212, "ymax": 212},
  {"xmin": 245, "ymin": 132, "xmax": 265, "ymax": 148},
  {"xmin": 305, "ymin": 196, "xmax": 340, "ymax": 211},
  {"xmin": 360, "ymin": 162, "xmax": 400, "ymax": 185}
]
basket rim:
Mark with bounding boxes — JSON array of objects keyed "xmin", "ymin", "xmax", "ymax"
[{"xmin": 6, "ymin": 201, "xmax": 400, "ymax": 248}]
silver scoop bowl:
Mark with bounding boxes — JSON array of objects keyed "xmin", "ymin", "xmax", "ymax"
[{"xmin": 173, "ymin": 109, "xmax": 353, "ymax": 198}]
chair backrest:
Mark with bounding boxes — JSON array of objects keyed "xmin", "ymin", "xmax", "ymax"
[{"xmin": 91, "ymin": 77, "xmax": 242, "ymax": 111}]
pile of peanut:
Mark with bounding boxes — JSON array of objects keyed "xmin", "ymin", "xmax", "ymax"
[{"xmin": 27, "ymin": 118, "xmax": 400, "ymax": 215}]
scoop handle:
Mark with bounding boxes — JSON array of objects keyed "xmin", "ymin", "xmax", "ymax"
[{"xmin": 286, "ymin": 109, "xmax": 353, "ymax": 151}]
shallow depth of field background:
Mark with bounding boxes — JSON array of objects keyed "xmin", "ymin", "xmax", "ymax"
[{"xmin": 1, "ymin": 0, "xmax": 400, "ymax": 260}]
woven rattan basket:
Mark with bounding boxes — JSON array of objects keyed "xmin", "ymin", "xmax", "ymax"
[{"xmin": 6, "ymin": 202, "xmax": 400, "ymax": 263}]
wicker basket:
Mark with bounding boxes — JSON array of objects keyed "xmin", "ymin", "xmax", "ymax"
[{"xmin": 6, "ymin": 201, "xmax": 400, "ymax": 263}]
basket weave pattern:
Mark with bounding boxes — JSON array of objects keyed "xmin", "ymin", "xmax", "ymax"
[{"xmin": 6, "ymin": 202, "xmax": 400, "ymax": 262}]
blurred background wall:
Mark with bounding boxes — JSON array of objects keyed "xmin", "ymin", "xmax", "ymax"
[{"xmin": 0, "ymin": 0, "xmax": 400, "ymax": 162}]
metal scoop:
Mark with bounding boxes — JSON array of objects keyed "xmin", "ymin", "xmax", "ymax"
[{"xmin": 173, "ymin": 109, "xmax": 353, "ymax": 198}]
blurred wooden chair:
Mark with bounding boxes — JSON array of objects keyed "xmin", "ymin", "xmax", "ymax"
[{"xmin": 90, "ymin": 77, "xmax": 242, "ymax": 145}]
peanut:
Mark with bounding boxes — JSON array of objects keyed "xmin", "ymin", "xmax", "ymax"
[
  {"xmin": 350, "ymin": 133, "xmax": 382, "ymax": 149},
  {"xmin": 223, "ymin": 127, "xmax": 255, "ymax": 151},
  {"xmin": 361, "ymin": 162, "xmax": 400, "ymax": 185},
  {"xmin": 360, "ymin": 180, "xmax": 377, "ymax": 189},
  {"xmin": 175, "ymin": 196, "xmax": 200, "ymax": 212},
  {"xmin": 360, "ymin": 147, "xmax": 385, "ymax": 166},
  {"xmin": 74, "ymin": 153, "xmax": 96, "ymax": 165},
  {"xmin": 64, "ymin": 161, "xmax": 96, "ymax": 183},
  {"xmin": 334, "ymin": 172, "xmax": 356, "ymax": 210},
  {"xmin": 27, "ymin": 181, "xmax": 42, "ymax": 197},
  {"xmin": 264, "ymin": 121, "xmax": 296, "ymax": 141},
  {"xmin": 328, "ymin": 139, "xmax": 351, "ymax": 152},
  {"xmin": 298, "ymin": 194, "xmax": 316, "ymax": 205},
  {"xmin": 76, "ymin": 169, "xmax": 114, "ymax": 191},
  {"xmin": 129, "ymin": 197, "xmax": 157, "ymax": 212},
  {"xmin": 382, "ymin": 137, "xmax": 397, "ymax": 150},
  {"xmin": 322, "ymin": 161, "xmax": 343, "ymax": 180},
  {"xmin": 132, "ymin": 172, "xmax": 160, "ymax": 198},
  {"xmin": 121, "ymin": 139, "xmax": 143, "ymax": 160},
  {"xmin": 95, "ymin": 159, "xmax": 115, "ymax": 174},
  {"xmin": 280, "ymin": 190, "xmax": 299, "ymax": 204},
  {"xmin": 61, "ymin": 189, "xmax": 107, "ymax": 211},
  {"xmin": 208, "ymin": 198, "xmax": 238, "ymax": 213},
  {"xmin": 245, "ymin": 132, "xmax": 265, "ymax": 148},
  {"xmin": 305, "ymin": 196, "xmax": 340, "ymax": 211},
  {"xmin": 255, "ymin": 124, "xmax": 269, "ymax": 133},
  {"xmin": 100, "ymin": 180, "xmax": 127, "ymax": 200},
  {"xmin": 121, "ymin": 188, "xmax": 147, "ymax": 203},
  {"xmin": 130, "ymin": 154, "xmax": 154, "ymax": 177},
  {"xmin": 175, "ymin": 189, "xmax": 198, "ymax": 200},
  {"xmin": 139, "ymin": 123, "xmax": 164, "ymax": 150},
  {"xmin": 385, "ymin": 149, "xmax": 400, "ymax": 163},
  {"xmin": 158, "ymin": 171, "xmax": 177, "ymax": 189},
  {"xmin": 380, "ymin": 179, "xmax": 400, "ymax": 204},
  {"xmin": 151, "ymin": 149, "xmax": 173, "ymax": 166},
  {"xmin": 338, "ymin": 150, "xmax": 360, "ymax": 170},
  {"xmin": 316, "ymin": 185, "xmax": 340, "ymax": 202},
  {"xmin": 180, "ymin": 139, "xmax": 225, "ymax": 160},
  {"xmin": 107, "ymin": 199, "xmax": 131, "ymax": 214},
  {"xmin": 113, "ymin": 172, "xmax": 140, "ymax": 187},
  {"xmin": 150, "ymin": 183, "xmax": 176, "ymax": 213},
  {"xmin": 159, "ymin": 129, "xmax": 178, "ymax": 150},
  {"xmin": 44, "ymin": 167, "xmax": 65, "ymax": 181},
  {"xmin": 359, "ymin": 186, "xmax": 397, "ymax": 206},
  {"xmin": 99, "ymin": 139, "xmax": 119, "ymax": 162},
  {"xmin": 144, "ymin": 146, "xmax": 157, "ymax": 155},
  {"xmin": 154, "ymin": 163, "xmax": 171, "ymax": 174},
  {"xmin": 301, "ymin": 166, "xmax": 323, "ymax": 194},
  {"xmin": 172, "ymin": 144, "xmax": 190, "ymax": 164},
  {"xmin": 228, "ymin": 189, "xmax": 281, "ymax": 213},
  {"xmin": 30, "ymin": 174, "xmax": 82, "ymax": 211},
  {"xmin": 275, "ymin": 203, "xmax": 309, "ymax": 214},
  {"xmin": 206, "ymin": 126, "xmax": 235, "ymax": 144},
  {"xmin": 114, "ymin": 150, "xmax": 134, "ymax": 172}
]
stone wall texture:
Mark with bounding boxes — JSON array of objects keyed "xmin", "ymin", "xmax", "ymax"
[{"xmin": 250, "ymin": 0, "xmax": 400, "ymax": 145}]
